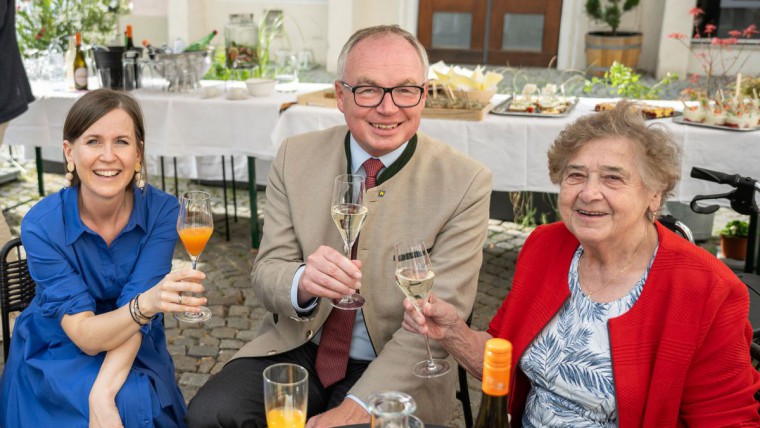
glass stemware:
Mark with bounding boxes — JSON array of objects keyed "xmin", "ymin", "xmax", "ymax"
[
  {"xmin": 394, "ymin": 238, "xmax": 451, "ymax": 378},
  {"xmin": 175, "ymin": 190, "xmax": 213, "ymax": 323},
  {"xmin": 330, "ymin": 174, "xmax": 368, "ymax": 310}
]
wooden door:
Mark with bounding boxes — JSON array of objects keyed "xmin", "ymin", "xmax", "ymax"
[{"xmin": 418, "ymin": 0, "xmax": 563, "ymax": 67}]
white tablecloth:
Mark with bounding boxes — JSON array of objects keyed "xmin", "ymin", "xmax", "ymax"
[{"xmin": 272, "ymin": 97, "xmax": 760, "ymax": 203}]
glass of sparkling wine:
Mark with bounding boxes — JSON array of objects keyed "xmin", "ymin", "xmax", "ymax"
[
  {"xmin": 394, "ymin": 238, "xmax": 450, "ymax": 378},
  {"xmin": 175, "ymin": 190, "xmax": 213, "ymax": 323},
  {"xmin": 263, "ymin": 363, "xmax": 308, "ymax": 428},
  {"xmin": 330, "ymin": 174, "xmax": 368, "ymax": 310}
]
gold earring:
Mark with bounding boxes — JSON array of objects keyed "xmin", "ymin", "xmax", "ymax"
[
  {"xmin": 63, "ymin": 161, "xmax": 75, "ymax": 188},
  {"xmin": 134, "ymin": 162, "xmax": 144, "ymax": 190}
]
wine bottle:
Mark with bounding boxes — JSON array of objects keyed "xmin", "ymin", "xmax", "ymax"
[
  {"xmin": 184, "ymin": 30, "xmax": 218, "ymax": 52},
  {"xmin": 125, "ymin": 24, "xmax": 135, "ymax": 50},
  {"xmin": 473, "ymin": 338, "xmax": 512, "ymax": 428},
  {"xmin": 73, "ymin": 32, "xmax": 88, "ymax": 90}
]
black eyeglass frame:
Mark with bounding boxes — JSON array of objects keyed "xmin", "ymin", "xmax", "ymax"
[{"xmin": 339, "ymin": 81, "xmax": 426, "ymax": 108}]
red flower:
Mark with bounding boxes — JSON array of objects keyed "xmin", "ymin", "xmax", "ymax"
[
  {"xmin": 690, "ymin": 73, "xmax": 699, "ymax": 84},
  {"xmin": 689, "ymin": 7, "xmax": 704, "ymax": 16},
  {"xmin": 705, "ymin": 24, "xmax": 717, "ymax": 34},
  {"xmin": 743, "ymin": 24, "xmax": 759, "ymax": 37},
  {"xmin": 710, "ymin": 37, "xmax": 722, "ymax": 45},
  {"xmin": 668, "ymin": 32, "xmax": 688, "ymax": 40},
  {"xmin": 723, "ymin": 37, "xmax": 738, "ymax": 45},
  {"xmin": 728, "ymin": 30, "xmax": 742, "ymax": 38}
]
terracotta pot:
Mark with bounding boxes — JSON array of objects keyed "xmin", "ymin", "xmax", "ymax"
[{"xmin": 720, "ymin": 235, "xmax": 747, "ymax": 261}]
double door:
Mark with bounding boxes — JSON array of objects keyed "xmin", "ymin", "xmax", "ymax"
[{"xmin": 417, "ymin": 0, "xmax": 563, "ymax": 66}]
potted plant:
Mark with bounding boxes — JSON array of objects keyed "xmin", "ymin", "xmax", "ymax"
[
  {"xmin": 720, "ymin": 219, "xmax": 749, "ymax": 261},
  {"xmin": 16, "ymin": 0, "xmax": 131, "ymax": 57},
  {"xmin": 584, "ymin": 0, "xmax": 642, "ymax": 76}
]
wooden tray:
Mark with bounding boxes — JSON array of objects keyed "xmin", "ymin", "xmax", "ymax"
[{"xmin": 296, "ymin": 90, "xmax": 493, "ymax": 121}]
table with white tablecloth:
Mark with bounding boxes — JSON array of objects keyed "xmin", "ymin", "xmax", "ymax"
[{"xmin": 272, "ymin": 97, "xmax": 760, "ymax": 204}]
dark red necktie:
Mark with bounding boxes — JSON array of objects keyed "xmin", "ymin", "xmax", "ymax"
[{"xmin": 315, "ymin": 158, "xmax": 384, "ymax": 388}]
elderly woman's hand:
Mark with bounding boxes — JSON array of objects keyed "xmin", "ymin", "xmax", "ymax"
[
  {"xmin": 402, "ymin": 293, "xmax": 461, "ymax": 341},
  {"xmin": 138, "ymin": 269, "xmax": 208, "ymax": 317}
]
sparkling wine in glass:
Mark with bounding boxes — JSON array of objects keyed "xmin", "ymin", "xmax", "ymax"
[
  {"xmin": 394, "ymin": 238, "xmax": 451, "ymax": 378},
  {"xmin": 330, "ymin": 174, "xmax": 368, "ymax": 310},
  {"xmin": 175, "ymin": 190, "xmax": 213, "ymax": 323}
]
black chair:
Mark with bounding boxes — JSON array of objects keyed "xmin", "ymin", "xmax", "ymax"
[
  {"xmin": 456, "ymin": 312, "xmax": 474, "ymax": 428},
  {"xmin": 1, "ymin": 238, "xmax": 36, "ymax": 362}
]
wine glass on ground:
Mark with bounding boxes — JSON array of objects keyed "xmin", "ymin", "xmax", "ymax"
[
  {"xmin": 330, "ymin": 174, "xmax": 368, "ymax": 310},
  {"xmin": 394, "ymin": 238, "xmax": 451, "ymax": 378},
  {"xmin": 175, "ymin": 190, "xmax": 213, "ymax": 323}
]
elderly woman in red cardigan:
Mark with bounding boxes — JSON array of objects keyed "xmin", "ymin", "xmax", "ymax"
[{"xmin": 403, "ymin": 101, "xmax": 760, "ymax": 427}]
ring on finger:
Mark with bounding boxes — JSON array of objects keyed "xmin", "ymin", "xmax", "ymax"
[{"xmin": 178, "ymin": 294, "xmax": 183, "ymax": 305}]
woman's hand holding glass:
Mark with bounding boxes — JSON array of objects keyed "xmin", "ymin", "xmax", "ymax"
[
  {"xmin": 138, "ymin": 269, "xmax": 208, "ymax": 317},
  {"xmin": 401, "ymin": 292, "xmax": 460, "ymax": 342}
]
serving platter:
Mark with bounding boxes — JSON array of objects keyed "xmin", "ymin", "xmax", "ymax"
[
  {"xmin": 593, "ymin": 101, "xmax": 681, "ymax": 120},
  {"xmin": 672, "ymin": 116, "xmax": 760, "ymax": 132},
  {"xmin": 490, "ymin": 97, "xmax": 577, "ymax": 118}
]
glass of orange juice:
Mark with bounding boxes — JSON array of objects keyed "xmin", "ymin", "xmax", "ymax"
[
  {"xmin": 263, "ymin": 363, "xmax": 308, "ymax": 428},
  {"xmin": 175, "ymin": 190, "xmax": 213, "ymax": 323}
]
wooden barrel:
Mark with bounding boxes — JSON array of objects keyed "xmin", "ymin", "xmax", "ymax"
[{"xmin": 585, "ymin": 32, "xmax": 642, "ymax": 76}]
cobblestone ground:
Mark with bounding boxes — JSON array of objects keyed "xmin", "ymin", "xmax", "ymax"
[{"xmin": 0, "ymin": 160, "xmax": 746, "ymax": 426}]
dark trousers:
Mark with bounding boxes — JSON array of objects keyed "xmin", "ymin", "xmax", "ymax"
[{"xmin": 185, "ymin": 342, "xmax": 371, "ymax": 428}]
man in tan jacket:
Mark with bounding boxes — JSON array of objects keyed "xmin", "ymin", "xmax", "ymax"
[{"xmin": 187, "ymin": 25, "xmax": 491, "ymax": 427}]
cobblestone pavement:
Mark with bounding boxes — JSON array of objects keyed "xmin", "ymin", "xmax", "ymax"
[{"xmin": 0, "ymin": 161, "xmax": 745, "ymax": 426}]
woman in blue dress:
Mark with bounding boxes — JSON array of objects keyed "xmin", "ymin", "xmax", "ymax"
[{"xmin": 0, "ymin": 89, "xmax": 208, "ymax": 427}]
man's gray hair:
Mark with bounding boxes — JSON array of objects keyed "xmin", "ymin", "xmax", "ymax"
[{"xmin": 336, "ymin": 25, "xmax": 429, "ymax": 81}]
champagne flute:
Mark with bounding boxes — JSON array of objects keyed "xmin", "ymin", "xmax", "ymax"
[
  {"xmin": 394, "ymin": 238, "xmax": 451, "ymax": 378},
  {"xmin": 330, "ymin": 174, "xmax": 368, "ymax": 310},
  {"xmin": 175, "ymin": 190, "xmax": 213, "ymax": 322}
]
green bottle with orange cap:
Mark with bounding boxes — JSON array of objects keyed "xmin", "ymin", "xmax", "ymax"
[{"xmin": 473, "ymin": 338, "xmax": 512, "ymax": 427}]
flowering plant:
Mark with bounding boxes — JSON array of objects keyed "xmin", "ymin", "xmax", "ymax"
[
  {"xmin": 15, "ymin": 0, "xmax": 131, "ymax": 57},
  {"xmin": 667, "ymin": 7, "xmax": 759, "ymax": 98}
]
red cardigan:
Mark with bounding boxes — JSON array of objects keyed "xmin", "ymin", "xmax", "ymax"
[{"xmin": 488, "ymin": 221, "xmax": 760, "ymax": 427}]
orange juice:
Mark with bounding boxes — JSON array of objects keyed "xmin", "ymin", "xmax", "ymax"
[
  {"xmin": 266, "ymin": 407, "xmax": 305, "ymax": 428},
  {"xmin": 178, "ymin": 226, "xmax": 213, "ymax": 256}
]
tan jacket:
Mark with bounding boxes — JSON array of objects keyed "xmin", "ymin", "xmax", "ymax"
[{"xmin": 233, "ymin": 125, "xmax": 491, "ymax": 424}]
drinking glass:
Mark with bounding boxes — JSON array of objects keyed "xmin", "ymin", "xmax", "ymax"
[
  {"xmin": 175, "ymin": 191, "xmax": 213, "ymax": 323},
  {"xmin": 393, "ymin": 238, "xmax": 450, "ymax": 378},
  {"xmin": 330, "ymin": 174, "xmax": 368, "ymax": 310},
  {"xmin": 263, "ymin": 363, "xmax": 308, "ymax": 428},
  {"xmin": 274, "ymin": 49, "xmax": 299, "ymax": 92},
  {"xmin": 368, "ymin": 391, "xmax": 417, "ymax": 428}
]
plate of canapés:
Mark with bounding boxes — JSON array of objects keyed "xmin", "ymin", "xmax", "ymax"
[
  {"xmin": 674, "ymin": 98, "xmax": 760, "ymax": 131},
  {"xmin": 491, "ymin": 83, "xmax": 577, "ymax": 117},
  {"xmin": 593, "ymin": 101, "xmax": 680, "ymax": 120}
]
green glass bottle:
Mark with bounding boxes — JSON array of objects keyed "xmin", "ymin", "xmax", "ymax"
[
  {"xmin": 185, "ymin": 30, "xmax": 218, "ymax": 52},
  {"xmin": 473, "ymin": 338, "xmax": 512, "ymax": 428}
]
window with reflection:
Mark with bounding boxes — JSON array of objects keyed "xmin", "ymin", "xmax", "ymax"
[
  {"xmin": 695, "ymin": 0, "xmax": 760, "ymax": 39},
  {"xmin": 432, "ymin": 12, "xmax": 472, "ymax": 49},
  {"xmin": 502, "ymin": 13, "xmax": 544, "ymax": 52}
]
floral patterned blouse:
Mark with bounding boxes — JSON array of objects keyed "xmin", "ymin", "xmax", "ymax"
[{"xmin": 519, "ymin": 245, "xmax": 657, "ymax": 427}]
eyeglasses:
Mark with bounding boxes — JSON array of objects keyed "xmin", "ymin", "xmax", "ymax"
[{"xmin": 340, "ymin": 81, "xmax": 425, "ymax": 108}]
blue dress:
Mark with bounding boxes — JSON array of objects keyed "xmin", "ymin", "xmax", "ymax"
[{"xmin": 0, "ymin": 185, "xmax": 186, "ymax": 428}]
